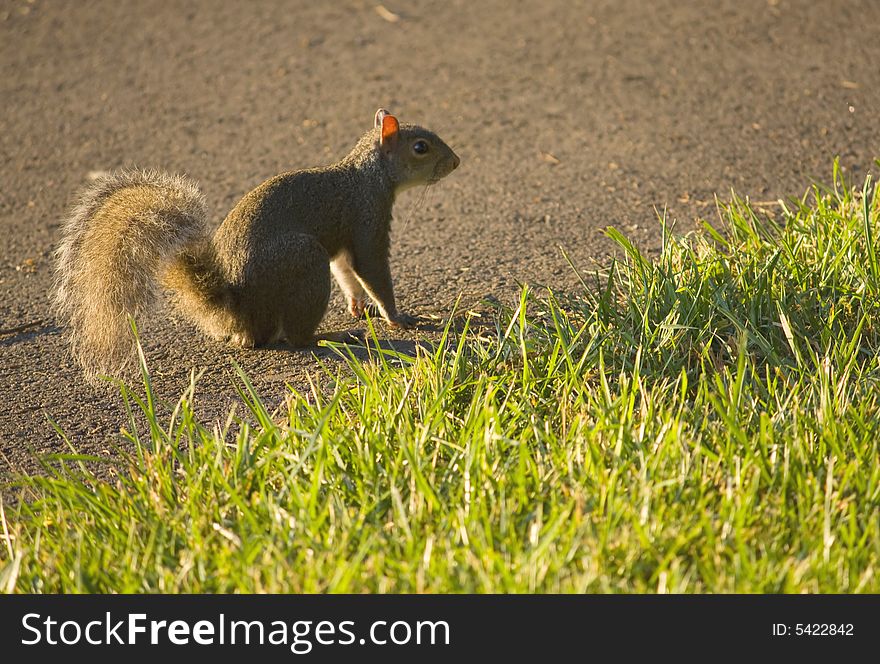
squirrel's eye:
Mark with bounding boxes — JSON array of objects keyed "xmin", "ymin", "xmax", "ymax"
[{"xmin": 413, "ymin": 140, "xmax": 429, "ymax": 155}]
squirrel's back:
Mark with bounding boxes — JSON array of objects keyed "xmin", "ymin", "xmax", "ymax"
[{"xmin": 213, "ymin": 166, "xmax": 391, "ymax": 269}]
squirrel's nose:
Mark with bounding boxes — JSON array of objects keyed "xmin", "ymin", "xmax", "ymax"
[{"xmin": 451, "ymin": 153, "xmax": 460, "ymax": 170}]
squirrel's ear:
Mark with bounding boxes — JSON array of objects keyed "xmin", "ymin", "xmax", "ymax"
[
  {"xmin": 379, "ymin": 113, "xmax": 400, "ymax": 150},
  {"xmin": 374, "ymin": 108, "xmax": 389, "ymax": 128}
]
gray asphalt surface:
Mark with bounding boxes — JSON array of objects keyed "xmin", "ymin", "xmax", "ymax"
[{"xmin": 2, "ymin": 0, "xmax": 879, "ymax": 475}]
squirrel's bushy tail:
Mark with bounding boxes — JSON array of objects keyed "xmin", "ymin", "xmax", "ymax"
[{"xmin": 55, "ymin": 169, "xmax": 208, "ymax": 380}]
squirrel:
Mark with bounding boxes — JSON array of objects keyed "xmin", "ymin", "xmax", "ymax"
[{"xmin": 54, "ymin": 109, "xmax": 460, "ymax": 381}]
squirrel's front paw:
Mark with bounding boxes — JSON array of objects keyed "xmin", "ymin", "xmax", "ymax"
[
  {"xmin": 388, "ymin": 312, "xmax": 420, "ymax": 330},
  {"xmin": 348, "ymin": 296, "xmax": 368, "ymax": 318}
]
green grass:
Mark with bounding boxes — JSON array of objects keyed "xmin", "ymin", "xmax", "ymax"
[{"xmin": 2, "ymin": 164, "xmax": 879, "ymax": 593}]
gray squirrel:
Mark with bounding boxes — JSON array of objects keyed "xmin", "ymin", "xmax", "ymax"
[{"xmin": 55, "ymin": 109, "xmax": 460, "ymax": 380}]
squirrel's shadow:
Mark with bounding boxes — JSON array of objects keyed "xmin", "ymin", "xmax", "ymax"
[
  {"xmin": 306, "ymin": 314, "xmax": 494, "ymax": 363},
  {"xmin": 256, "ymin": 336, "xmax": 429, "ymax": 365},
  {"xmin": 324, "ymin": 337, "xmax": 429, "ymax": 362},
  {"xmin": 262, "ymin": 318, "xmax": 451, "ymax": 363}
]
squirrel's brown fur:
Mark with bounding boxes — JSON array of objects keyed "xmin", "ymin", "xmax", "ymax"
[{"xmin": 55, "ymin": 109, "xmax": 459, "ymax": 381}]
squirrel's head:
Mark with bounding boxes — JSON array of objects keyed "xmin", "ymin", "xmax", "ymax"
[{"xmin": 371, "ymin": 109, "xmax": 460, "ymax": 192}]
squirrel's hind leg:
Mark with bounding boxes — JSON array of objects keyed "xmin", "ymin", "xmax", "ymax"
[
  {"xmin": 280, "ymin": 239, "xmax": 332, "ymax": 347},
  {"xmin": 234, "ymin": 234, "xmax": 331, "ymax": 348}
]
